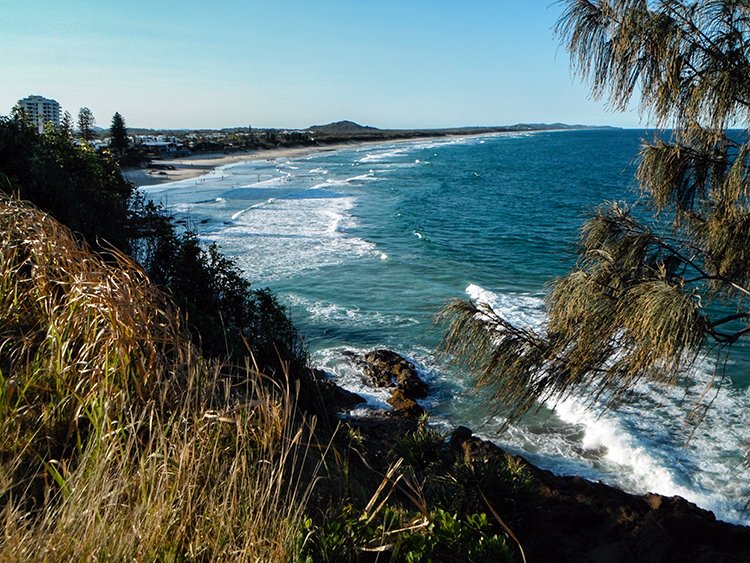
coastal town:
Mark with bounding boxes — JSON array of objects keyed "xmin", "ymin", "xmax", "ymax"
[{"xmin": 13, "ymin": 93, "xmax": 614, "ymax": 186}]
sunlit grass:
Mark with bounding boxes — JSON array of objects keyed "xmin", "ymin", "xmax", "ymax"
[{"xmin": 0, "ymin": 194, "xmax": 321, "ymax": 561}]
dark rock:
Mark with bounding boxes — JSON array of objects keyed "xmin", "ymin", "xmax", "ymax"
[
  {"xmin": 341, "ymin": 411, "xmax": 750, "ymax": 562},
  {"xmin": 328, "ymin": 383, "xmax": 367, "ymax": 409},
  {"xmin": 310, "ymin": 367, "xmax": 366, "ymax": 411},
  {"xmin": 343, "ymin": 410, "xmax": 419, "ymax": 469},
  {"xmin": 361, "ymin": 349, "xmax": 428, "ymax": 398},
  {"xmin": 310, "ymin": 368, "xmax": 328, "ymax": 381},
  {"xmin": 387, "ymin": 388, "xmax": 425, "ymax": 417},
  {"xmin": 394, "ymin": 364, "xmax": 428, "ymax": 399},
  {"xmin": 449, "ymin": 426, "xmax": 474, "ymax": 449},
  {"xmin": 455, "ymin": 433, "xmax": 750, "ymax": 562}
]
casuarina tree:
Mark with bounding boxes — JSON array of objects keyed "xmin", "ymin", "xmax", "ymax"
[{"xmin": 440, "ymin": 0, "xmax": 750, "ymax": 419}]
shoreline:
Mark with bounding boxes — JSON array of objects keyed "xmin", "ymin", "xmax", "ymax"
[
  {"xmin": 122, "ymin": 133, "xmax": 507, "ymax": 188},
  {"xmin": 123, "ymin": 145, "xmax": 334, "ymax": 187}
]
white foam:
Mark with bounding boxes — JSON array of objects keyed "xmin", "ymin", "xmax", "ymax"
[
  {"xmin": 465, "ymin": 283, "xmax": 546, "ymax": 330},
  {"xmin": 286, "ymin": 294, "xmax": 419, "ymax": 329},
  {"xmin": 230, "ymin": 198, "xmax": 276, "ymax": 221},
  {"xmin": 463, "ymin": 283, "xmax": 750, "ymax": 524},
  {"xmin": 346, "ymin": 172, "xmax": 378, "ymax": 182},
  {"xmin": 358, "ymin": 147, "xmax": 411, "ymax": 163},
  {"xmin": 554, "ymin": 399, "xmax": 709, "ymax": 498},
  {"xmin": 548, "ymin": 373, "xmax": 750, "ymax": 524},
  {"xmin": 205, "ymin": 195, "xmax": 382, "ymax": 283}
]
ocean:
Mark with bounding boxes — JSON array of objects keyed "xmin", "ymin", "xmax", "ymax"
[{"xmin": 141, "ymin": 129, "xmax": 750, "ymax": 525}]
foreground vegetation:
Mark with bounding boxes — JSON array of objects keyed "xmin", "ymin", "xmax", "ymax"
[
  {"xmin": 0, "ymin": 193, "xmax": 521, "ymax": 563},
  {"xmin": 0, "ymin": 194, "xmax": 319, "ymax": 559},
  {"xmin": 0, "ymin": 113, "xmax": 527, "ymax": 561}
]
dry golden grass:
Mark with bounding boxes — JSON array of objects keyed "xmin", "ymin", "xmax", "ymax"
[{"xmin": 0, "ymin": 193, "xmax": 322, "ymax": 561}]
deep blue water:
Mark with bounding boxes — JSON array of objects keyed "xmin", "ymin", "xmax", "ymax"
[{"xmin": 142, "ymin": 129, "xmax": 750, "ymax": 524}]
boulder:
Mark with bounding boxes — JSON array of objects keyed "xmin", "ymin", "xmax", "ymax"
[
  {"xmin": 361, "ymin": 349, "xmax": 428, "ymax": 398},
  {"xmin": 387, "ymin": 388, "xmax": 425, "ymax": 418},
  {"xmin": 328, "ymin": 383, "xmax": 367, "ymax": 410},
  {"xmin": 310, "ymin": 367, "xmax": 366, "ymax": 411}
]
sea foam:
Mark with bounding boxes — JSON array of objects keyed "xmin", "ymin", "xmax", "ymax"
[{"xmin": 464, "ymin": 283, "xmax": 750, "ymax": 524}]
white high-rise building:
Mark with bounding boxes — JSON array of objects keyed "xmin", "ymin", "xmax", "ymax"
[{"xmin": 17, "ymin": 95, "xmax": 61, "ymax": 132}]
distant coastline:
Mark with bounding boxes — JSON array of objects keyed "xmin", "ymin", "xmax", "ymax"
[{"xmin": 123, "ymin": 120, "xmax": 618, "ymax": 187}]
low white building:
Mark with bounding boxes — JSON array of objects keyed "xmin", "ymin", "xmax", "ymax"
[{"xmin": 17, "ymin": 95, "xmax": 61, "ymax": 132}]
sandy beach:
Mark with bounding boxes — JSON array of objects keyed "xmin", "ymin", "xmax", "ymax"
[
  {"xmin": 121, "ymin": 134, "xmax": 475, "ymax": 187},
  {"xmin": 121, "ymin": 146, "xmax": 337, "ymax": 187}
]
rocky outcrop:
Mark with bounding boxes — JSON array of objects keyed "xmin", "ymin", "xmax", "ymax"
[
  {"xmin": 360, "ymin": 349, "xmax": 428, "ymax": 399},
  {"xmin": 345, "ymin": 349, "xmax": 428, "ymax": 417},
  {"xmin": 386, "ymin": 388, "xmax": 425, "ymax": 417},
  {"xmin": 447, "ymin": 426, "xmax": 750, "ymax": 563},
  {"xmin": 310, "ymin": 367, "xmax": 366, "ymax": 411}
]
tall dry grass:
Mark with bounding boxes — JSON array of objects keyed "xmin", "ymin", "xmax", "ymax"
[{"xmin": 0, "ymin": 193, "xmax": 322, "ymax": 561}]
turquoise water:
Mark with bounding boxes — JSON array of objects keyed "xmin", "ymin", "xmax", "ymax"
[{"xmin": 142, "ymin": 129, "xmax": 750, "ymax": 524}]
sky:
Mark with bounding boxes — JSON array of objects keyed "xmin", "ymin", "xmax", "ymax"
[{"xmin": 1, "ymin": 1, "xmax": 642, "ymax": 130}]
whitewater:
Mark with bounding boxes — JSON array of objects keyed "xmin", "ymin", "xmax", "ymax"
[{"xmin": 140, "ymin": 129, "xmax": 750, "ymax": 525}]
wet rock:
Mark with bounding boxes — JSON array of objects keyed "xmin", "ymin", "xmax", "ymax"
[
  {"xmin": 447, "ymin": 425, "xmax": 750, "ymax": 562},
  {"xmin": 328, "ymin": 383, "xmax": 367, "ymax": 409},
  {"xmin": 310, "ymin": 367, "xmax": 366, "ymax": 411},
  {"xmin": 387, "ymin": 388, "xmax": 425, "ymax": 417},
  {"xmin": 449, "ymin": 425, "xmax": 474, "ymax": 448},
  {"xmin": 310, "ymin": 368, "xmax": 328, "ymax": 381},
  {"xmin": 361, "ymin": 349, "xmax": 428, "ymax": 398},
  {"xmin": 449, "ymin": 424, "xmax": 517, "ymax": 466}
]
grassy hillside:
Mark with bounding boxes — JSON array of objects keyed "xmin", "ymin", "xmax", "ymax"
[{"xmin": 0, "ymin": 194, "xmax": 320, "ymax": 560}]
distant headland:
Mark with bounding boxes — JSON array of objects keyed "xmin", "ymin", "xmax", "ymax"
[{"xmin": 126, "ymin": 119, "xmax": 619, "ymax": 143}]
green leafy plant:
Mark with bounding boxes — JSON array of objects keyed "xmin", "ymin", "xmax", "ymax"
[
  {"xmin": 397, "ymin": 509, "xmax": 512, "ymax": 563},
  {"xmin": 392, "ymin": 416, "xmax": 446, "ymax": 474},
  {"xmin": 297, "ymin": 506, "xmax": 512, "ymax": 562}
]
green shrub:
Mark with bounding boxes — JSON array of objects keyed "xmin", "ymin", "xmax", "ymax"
[
  {"xmin": 396, "ymin": 509, "xmax": 512, "ymax": 563},
  {"xmin": 296, "ymin": 506, "xmax": 512, "ymax": 562},
  {"xmin": 392, "ymin": 416, "xmax": 446, "ymax": 474}
]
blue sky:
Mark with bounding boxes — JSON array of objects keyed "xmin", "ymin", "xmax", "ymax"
[{"xmin": 1, "ymin": 1, "xmax": 641, "ymax": 129}]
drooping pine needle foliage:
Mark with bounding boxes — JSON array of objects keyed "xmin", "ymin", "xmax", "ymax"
[{"xmin": 441, "ymin": 0, "xmax": 750, "ymax": 419}]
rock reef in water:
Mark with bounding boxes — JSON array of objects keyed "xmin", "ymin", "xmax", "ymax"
[{"xmin": 344, "ymin": 349, "xmax": 428, "ymax": 416}]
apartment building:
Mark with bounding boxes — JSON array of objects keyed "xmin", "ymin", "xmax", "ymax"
[{"xmin": 17, "ymin": 95, "xmax": 61, "ymax": 132}]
